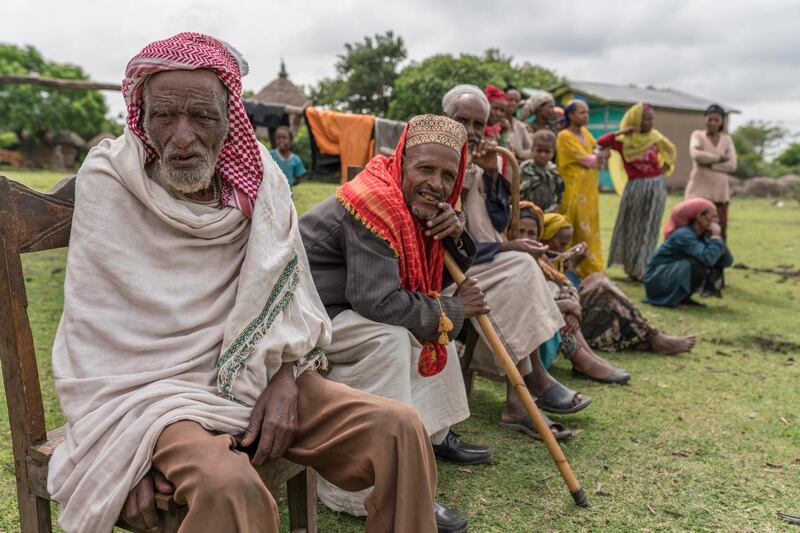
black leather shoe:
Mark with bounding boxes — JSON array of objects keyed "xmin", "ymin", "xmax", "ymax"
[
  {"xmin": 435, "ymin": 501, "xmax": 468, "ymax": 533},
  {"xmin": 432, "ymin": 429, "xmax": 492, "ymax": 465}
]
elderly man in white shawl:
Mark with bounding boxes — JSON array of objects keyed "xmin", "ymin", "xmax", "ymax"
[{"xmin": 47, "ymin": 32, "xmax": 437, "ymax": 533}]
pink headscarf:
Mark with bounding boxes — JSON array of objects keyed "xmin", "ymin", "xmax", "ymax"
[
  {"xmin": 122, "ymin": 32, "xmax": 263, "ymax": 217},
  {"xmin": 663, "ymin": 198, "xmax": 717, "ymax": 239}
]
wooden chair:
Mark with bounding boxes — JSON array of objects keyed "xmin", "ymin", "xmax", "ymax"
[{"xmin": 0, "ymin": 175, "xmax": 318, "ymax": 533}]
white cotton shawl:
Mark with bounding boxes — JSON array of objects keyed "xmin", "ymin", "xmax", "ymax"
[{"xmin": 47, "ymin": 129, "xmax": 331, "ymax": 532}]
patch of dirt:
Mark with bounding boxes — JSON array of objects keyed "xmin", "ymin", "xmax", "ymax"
[
  {"xmin": 733, "ymin": 263, "xmax": 800, "ymax": 283},
  {"xmin": 743, "ymin": 336, "xmax": 800, "ymax": 354},
  {"xmin": 708, "ymin": 337, "xmax": 735, "ymax": 346}
]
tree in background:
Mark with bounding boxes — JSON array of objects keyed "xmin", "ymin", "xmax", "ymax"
[
  {"xmin": 388, "ymin": 48, "xmax": 558, "ymax": 120},
  {"xmin": 0, "ymin": 44, "xmax": 117, "ymax": 149},
  {"xmin": 310, "ymin": 31, "xmax": 406, "ymax": 116},
  {"xmin": 731, "ymin": 120, "xmax": 790, "ymax": 179},
  {"xmin": 775, "ymin": 143, "xmax": 800, "ymax": 173}
]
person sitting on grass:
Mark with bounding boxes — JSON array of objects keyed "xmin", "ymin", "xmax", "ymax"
[
  {"xmin": 269, "ymin": 125, "xmax": 306, "ymax": 187},
  {"xmin": 516, "ymin": 202, "xmax": 631, "ymax": 385},
  {"xmin": 644, "ymin": 198, "xmax": 733, "ymax": 307},
  {"xmin": 539, "ymin": 209, "xmax": 696, "ymax": 354},
  {"xmin": 519, "ymin": 129, "xmax": 564, "ymax": 212}
]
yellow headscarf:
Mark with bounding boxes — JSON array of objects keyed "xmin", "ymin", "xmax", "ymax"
[
  {"xmin": 542, "ymin": 213, "xmax": 572, "ymax": 242},
  {"xmin": 617, "ymin": 102, "xmax": 677, "ymax": 176},
  {"xmin": 513, "ymin": 202, "xmax": 569, "ymax": 284}
]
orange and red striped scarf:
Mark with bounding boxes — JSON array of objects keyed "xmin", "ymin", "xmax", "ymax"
[{"xmin": 337, "ymin": 124, "xmax": 467, "ymax": 376}]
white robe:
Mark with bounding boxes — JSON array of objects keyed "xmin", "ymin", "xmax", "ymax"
[
  {"xmin": 47, "ymin": 129, "xmax": 331, "ymax": 532},
  {"xmin": 452, "ymin": 164, "xmax": 564, "ymax": 376},
  {"xmin": 316, "ymin": 310, "xmax": 470, "ymax": 516}
]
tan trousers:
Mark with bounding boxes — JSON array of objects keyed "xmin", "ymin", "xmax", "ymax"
[{"xmin": 152, "ymin": 372, "xmax": 437, "ymax": 533}]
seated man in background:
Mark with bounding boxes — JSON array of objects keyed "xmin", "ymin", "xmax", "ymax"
[
  {"xmin": 442, "ymin": 85, "xmax": 603, "ymax": 441},
  {"xmin": 47, "ymin": 33, "xmax": 438, "ymax": 533},
  {"xmin": 300, "ymin": 114, "xmax": 490, "ymax": 533}
]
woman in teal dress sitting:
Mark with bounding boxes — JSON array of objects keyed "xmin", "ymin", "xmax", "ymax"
[{"xmin": 644, "ymin": 198, "xmax": 733, "ymax": 307}]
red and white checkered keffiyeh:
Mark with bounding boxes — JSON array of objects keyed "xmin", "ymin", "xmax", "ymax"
[{"xmin": 122, "ymin": 32, "xmax": 263, "ymax": 217}]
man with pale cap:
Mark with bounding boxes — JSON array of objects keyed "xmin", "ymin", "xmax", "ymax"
[
  {"xmin": 300, "ymin": 114, "xmax": 491, "ymax": 532},
  {"xmin": 47, "ymin": 32, "xmax": 437, "ymax": 533}
]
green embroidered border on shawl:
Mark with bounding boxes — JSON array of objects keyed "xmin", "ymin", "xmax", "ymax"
[{"xmin": 217, "ymin": 254, "xmax": 316, "ymax": 402}]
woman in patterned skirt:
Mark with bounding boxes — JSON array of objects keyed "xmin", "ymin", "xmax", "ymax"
[
  {"xmin": 539, "ymin": 209, "xmax": 696, "ymax": 355},
  {"xmin": 601, "ymin": 103, "xmax": 677, "ymax": 280}
]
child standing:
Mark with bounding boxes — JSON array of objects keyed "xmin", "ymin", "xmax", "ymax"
[
  {"xmin": 519, "ymin": 129, "xmax": 564, "ymax": 212},
  {"xmin": 269, "ymin": 126, "xmax": 306, "ymax": 187}
]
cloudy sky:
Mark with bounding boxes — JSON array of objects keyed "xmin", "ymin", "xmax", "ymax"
[{"xmin": 5, "ymin": 0, "xmax": 799, "ymax": 149}]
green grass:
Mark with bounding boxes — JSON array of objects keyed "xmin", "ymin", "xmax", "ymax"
[{"xmin": 2, "ymin": 169, "xmax": 799, "ymax": 532}]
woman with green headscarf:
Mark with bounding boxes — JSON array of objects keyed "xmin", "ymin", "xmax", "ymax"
[{"xmin": 599, "ymin": 102, "xmax": 677, "ymax": 280}]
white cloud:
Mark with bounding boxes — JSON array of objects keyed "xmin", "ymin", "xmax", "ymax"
[{"xmin": 3, "ymin": 0, "xmax": 798, "ymax": 146}]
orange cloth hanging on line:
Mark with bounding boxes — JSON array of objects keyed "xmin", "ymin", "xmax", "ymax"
[{"xmin": 305, "ymin": 107, "xmax": 375, "ymax": 183}]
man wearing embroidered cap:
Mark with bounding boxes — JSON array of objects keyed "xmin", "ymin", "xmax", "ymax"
[
  {"xmin": 300, "ymin": 114, "xmax": 491, "ymax": 533},
  {"xmin": 47, "ymin": 33, "xmax": 438, "ymax": 533}
]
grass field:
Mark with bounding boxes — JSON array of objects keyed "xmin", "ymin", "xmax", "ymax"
[{"xmin": 1, "ymin": 169, "xmax": 799, "ymax": 532}]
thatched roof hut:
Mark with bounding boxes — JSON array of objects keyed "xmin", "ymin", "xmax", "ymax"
[
  {"xmin": 252, "ymin": 60, "xmax": 309, "ymax": 108},
  {"xmin": 250, "ymin": 61, "xmax": 309, "ymax": 141}
]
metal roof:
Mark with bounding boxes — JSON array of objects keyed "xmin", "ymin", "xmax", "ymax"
[{"xmin": 545, "ymin": 80, "xmax": 739, "ymax": 113}]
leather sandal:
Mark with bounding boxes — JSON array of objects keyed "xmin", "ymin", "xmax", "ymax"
[
  {"xmin": 571, "ymin": 367, "xmax": 631, "ymax": 385},
  {"xmin": 535, "ymin": 381, "xmax": 592, "ymax": 415},
  {"xmin": 499, "ymin": 411, "xmax": 572, "ymax": 442}
]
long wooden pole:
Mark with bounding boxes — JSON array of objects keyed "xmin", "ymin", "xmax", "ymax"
[
  {"xmin": 0, "ymin": 75, "xmax": 120, "ymax": 92},
  {"xmin": 444, "ymin": 252, "xmax": 588, "ymax": 507}
]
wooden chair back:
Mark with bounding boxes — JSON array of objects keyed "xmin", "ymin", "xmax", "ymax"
[{"xmin": 0, "ymin": 175, "xmax": 316, "ymax": 533}]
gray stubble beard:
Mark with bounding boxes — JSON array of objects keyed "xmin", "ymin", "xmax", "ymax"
[{"xmin": 153, "ymin": 146, "xmax": 219, "ymax": 194}]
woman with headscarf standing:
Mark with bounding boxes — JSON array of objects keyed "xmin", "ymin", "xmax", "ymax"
[
  {"xmin": 600, "ymin": 102, "xmax": 677, "ymax": 280},
  {"xmin": 684, "ymin": 104, "xmax": 737, "ymax": 241},
  {"xmin": 556, "ymin": 100, "xmax": 604, "ymax": 277}
]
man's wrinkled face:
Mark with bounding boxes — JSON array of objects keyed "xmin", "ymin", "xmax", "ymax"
[
  {"xmin": 450, "ymin": 95, "xmax": 488, "ymax": 151},
  {"xmin": 402, "ymin": 143, "xmax": 460, "ymax": 221},
  {"xmin": 517, "ymin": 217, "xmax": 539, "ymax": 241},
  {"xmin": 142, "ymin": 69, "xmax": 229, "ymax": 193}
]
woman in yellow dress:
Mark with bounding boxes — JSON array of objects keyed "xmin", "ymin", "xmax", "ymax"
[{"xmin": 556, "ymin": 100, "xmax": 604, "ymax": 277}]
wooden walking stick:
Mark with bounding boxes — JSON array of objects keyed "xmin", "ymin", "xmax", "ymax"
[
  {"xmin": 444, "ymin": 252, "xmax": 589, "ymax": 506},
  {"xmin": 447, "ymin": 145, "xmax": 588, "ymax": 505},
  {"xmin": 492, "ymin": 145, "xmax": 521, "ymax": 240}
]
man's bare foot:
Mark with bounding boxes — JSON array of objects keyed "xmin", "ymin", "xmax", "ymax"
[{"xmin": 649, "ymin": 333, "xmax": 696, "ymax": 355}]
